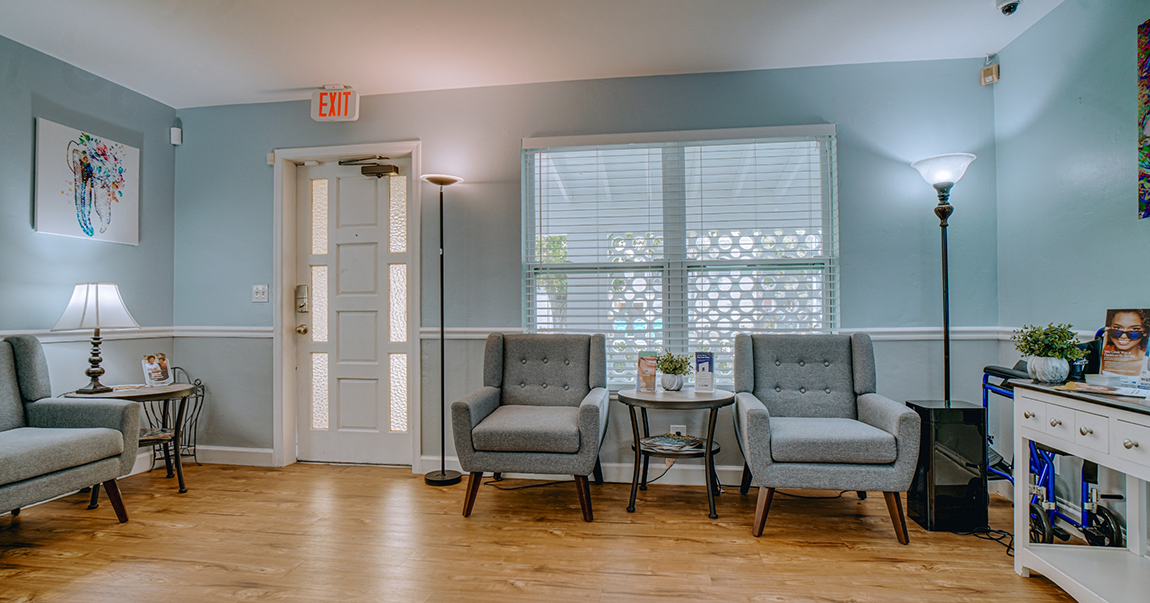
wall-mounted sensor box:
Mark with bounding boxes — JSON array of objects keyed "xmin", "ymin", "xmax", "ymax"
[
  {"xmin": 981, "ymin": 64, "xmax": 1000, "ymax": 85},
  {"xmin": 170, "ymin": 127, "xmax": 182, "ymax": 145}
]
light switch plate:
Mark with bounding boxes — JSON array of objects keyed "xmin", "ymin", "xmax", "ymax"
[{"xmin": 252, "ymin": 284, "xmax": 269, "ymax": 303}]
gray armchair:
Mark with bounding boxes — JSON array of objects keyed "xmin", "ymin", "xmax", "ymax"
[
  {"xmin": 733, "ymin": 333, "xmax": 920, "ymax": 543},
  {"xmin": 451, "ymin": 333, "xmax": 608, "ymax": 521}
]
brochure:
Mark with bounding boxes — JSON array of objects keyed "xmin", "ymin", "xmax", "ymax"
[
  {"xmin": 1099, "ymin": 309, "xmax": 1150, "ymax": 388},
  {"xmin": 1054, "ymin": 382, "xmax": 1150, "ymax": 399},
  {"xmin": 637, "ymin": 351, "xmax": 657, "ymax": 393},
  {"xmin": 695, "ymin": 352, "xmax": 714, "ymax": 393},
  {"xmin": 142, "ymin": 353, "xmax": 173, "ymax": 387}
]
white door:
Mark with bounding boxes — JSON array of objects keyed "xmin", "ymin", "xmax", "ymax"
[{"xmin": 295, "ymin": 159, "xmax": 416, "ymax": 464}]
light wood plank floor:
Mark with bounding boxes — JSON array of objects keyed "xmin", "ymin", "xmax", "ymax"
[{"xmin": 2, "ymin": 464, "xmax": 1072, "ymax": 602}]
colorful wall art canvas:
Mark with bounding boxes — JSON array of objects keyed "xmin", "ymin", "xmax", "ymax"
[
  {"xmin": 34, "ymin": 118, "xmax": 139, "ymax": 244},
  {"xmin": 1140, "ymin": 18, "xmax": 1149, "ymax": 219}
]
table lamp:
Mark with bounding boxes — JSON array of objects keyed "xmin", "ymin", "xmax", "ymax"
[{"xmin": 52, "ymin": 282, "xmax": 140, "ymax": 394}]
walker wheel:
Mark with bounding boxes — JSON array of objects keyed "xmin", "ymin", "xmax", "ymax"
[
  {"xmin": 1085, "ymin": 505, "xmax": 1123, "ymax": 547},
  {"xmin": 1029, "ymin": 503, "xmax": 1054, "ymax": 544}
]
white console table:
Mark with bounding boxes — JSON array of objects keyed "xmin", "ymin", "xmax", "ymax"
[{"xmin": 1013, "ymin": 382, "xmax": 1150, "ymax": 603}]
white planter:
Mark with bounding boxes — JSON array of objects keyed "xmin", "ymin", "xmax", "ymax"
[
  {"xmin": 660, "ymin": 373, "xmax": 684, "ymax": 391},
  {"xmin": 1028, "ymin": 356, "xmax": 1069, "ymax": 383}
]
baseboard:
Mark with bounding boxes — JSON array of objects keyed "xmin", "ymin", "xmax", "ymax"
[
  {"xmin": 195, "ymin": 446, "xmax": 276, "ymax": 467},
  {"xmin": 416, "ymin": 455, "xmax": 747, "ymax": 487}
]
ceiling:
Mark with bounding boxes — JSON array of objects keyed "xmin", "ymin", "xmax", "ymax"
[{"xmin": 0, "ymin": 0, "xmax": 1064, "ymax": 109}]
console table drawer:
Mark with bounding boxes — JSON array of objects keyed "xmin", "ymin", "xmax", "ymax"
[
  {"xmin": 1114, "ymin": 419, "xmax": 1150, "ymax": 467},
  {"xmin": 1073, "ymin": 409, "xmax": 1108, "ymax": 454},
  {"xmin": 1017, "ymin": 396, "xmax": 1046, "ymax": 431},
  {"xmin": 1044, "ymin": 403, "xmax": 1076, "ymax": 442}
]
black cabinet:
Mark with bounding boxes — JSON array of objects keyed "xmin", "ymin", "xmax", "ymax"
[{"xmin": 906, "ymin": 399, "xmax": 988, "ymax": 532}]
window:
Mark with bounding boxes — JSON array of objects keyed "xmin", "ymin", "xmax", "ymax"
[{"xmin": 522, "ymin": 126, "xmax": 838, "ymax": 387}]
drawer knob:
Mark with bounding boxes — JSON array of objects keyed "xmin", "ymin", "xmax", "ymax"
[
  {"xmin": 1023, "ymin": 411, "xmax": 1035, "ymax": 419},
  {"xmin": 1079, "ymin": 426, "xmax": 1093, "ymax": 436},
  {"xmin": 1124, "ymin": 439, "xmax": 1139, "ymax": 450},
  {"xmin": 1050, "ymin": 418, "xmax": 1062, "ymax": 427}
]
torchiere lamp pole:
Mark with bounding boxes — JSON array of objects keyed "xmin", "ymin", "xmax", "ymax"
[
  {"xmin": 911, "ymin": 153, "xmax": 976, "ymax": 404},
  {"xmin": 421, "ymin": 174, "xmax": 464, "ymax": 486}
]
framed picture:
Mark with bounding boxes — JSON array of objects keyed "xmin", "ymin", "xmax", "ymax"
[
  {"xmin": 34, "ymin": 118, "xmax": 139, "ymax": 245},
  {"xmin": 142, "ymin": 353, "xmax": 173, "ymax": 387}
]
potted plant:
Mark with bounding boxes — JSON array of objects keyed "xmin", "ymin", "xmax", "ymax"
[
  {"xmin": 1012, "ymin": 323, "xmax": 1086, "ymax": 383},
  {"xmin": 656, "ymin": 350, "xmax": 692, "ymax": 391}
]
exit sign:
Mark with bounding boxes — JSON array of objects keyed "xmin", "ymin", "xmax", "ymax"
[{"xmin": 311, "ymin": 88, "xmax": 359, "ymax": 122}]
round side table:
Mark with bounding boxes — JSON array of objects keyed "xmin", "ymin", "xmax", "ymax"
[{"xmin": 617, "ymin": 388, "xmax": 735, "ymax": 519}]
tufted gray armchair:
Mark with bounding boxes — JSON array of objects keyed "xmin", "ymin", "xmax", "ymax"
[
  {"xmin": 733, "ymin": 333, "xmax": 920, "ymax": 543},
  {"xmin": 451, "ymin": 333, "xmax": 608, "ymax": 521}
]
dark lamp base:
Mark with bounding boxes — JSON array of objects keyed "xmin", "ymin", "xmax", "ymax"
[
  {"xmin": 76, "ymin": 381, "xmax": 113, "ymax": 395},
  {"xmin": 424, "ymin": 469, "xmax": 462, "ymax": 486}
]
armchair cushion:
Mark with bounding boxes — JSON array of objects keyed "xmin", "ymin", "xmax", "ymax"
[
  {"xmin": 472, "ymin": 405, "xmax": 581, "ymax": 453},
  {"xmin": 769, "ymin": 417, "xmax": 896, "ymax": 464},
  {"xmin": 0, "ymin": 427, "xmax": 124, "ymax": 485}
]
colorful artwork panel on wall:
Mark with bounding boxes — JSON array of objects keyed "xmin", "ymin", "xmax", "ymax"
[
  {"xmin": 1140, "ymin": 19, "xmax": 1149, "ymax": 218},
  {"xmin": 34, "ymin": 118, "xmax": 139, "ymax": 245}
]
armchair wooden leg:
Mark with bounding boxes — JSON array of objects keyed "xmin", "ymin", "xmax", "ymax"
[
  {"xmin": 739, "ymin": 463, "xmax": 753, "ymax": 495},
  {"xmin": 883, "ymin": 491, "xmax": 910, "ymax": 545},
  {"xmin": 574, "ymin": 475, "xmax": 593, "ymax": 522},
  {"xmin": 752, "ymin": 487, "xmax": 774, "ymax": 537},
  {"xmin": 462, "ymin": 472, "xmax": 483, "ymax": 517},
  {"xmin": 857, "ymin": 491, "xmax": 867, "ymax": 500},
  {"xmin": 593, "ymin": 458, "xmax": 604, "ymax": 485},
  {"xmin": 102, "ymin": 479, "xmax": 128, "ymax": 523}
]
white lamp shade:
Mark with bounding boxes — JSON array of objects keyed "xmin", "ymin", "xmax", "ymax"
[
  {"xmin": 911, "ymin": 153, "xmax": 976, "ymax": 186},
  {"xmin": 52, "ymin": 283, "xmax": 140, "ymax": 331},
  {"xmin": 420, "ymin": 174, "xmax": 463, "ymax": 187}
]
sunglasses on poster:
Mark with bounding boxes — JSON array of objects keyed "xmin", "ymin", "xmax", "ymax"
[{"xmin": 1108, "ymin": 329, "xmax": 1145, "ymax": 340}]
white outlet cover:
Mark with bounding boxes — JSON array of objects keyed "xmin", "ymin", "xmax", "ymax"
[
  {"xmin": 252, "ymin": 284, "xmax": 269, "ymax": 303},
  {"xmin": 670, "ymin": 424, "xmax": 687, "ymax": 435}
]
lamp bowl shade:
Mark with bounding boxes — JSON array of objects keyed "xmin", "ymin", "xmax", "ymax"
[
  {"xmin": 911, "ymin": 153, "xmax": 976, "ymax": 187},
  {"xmin": 420, "ymin": 174, "xmax": 463, "ymax": 187},
  {"xmin": 51, "ymin": 283, "xmax": 140, "ymax": 331}
]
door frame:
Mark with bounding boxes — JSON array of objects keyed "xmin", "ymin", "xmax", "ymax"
[{"xmin": 272, "ymin": 141, "xmax": 422, "ymax": 468}]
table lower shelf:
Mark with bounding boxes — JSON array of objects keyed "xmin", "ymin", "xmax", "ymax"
[
  {"xmin": 1020, "ymin": 544, "xmax": 1150, "ymax": 603},
  {"xmin": 632, "ymin": 440, "xmax": 720, "ymax": 458}
]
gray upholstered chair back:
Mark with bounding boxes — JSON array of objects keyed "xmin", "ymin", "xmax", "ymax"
[
  {"xmin": 485, "ymin": 333, "xmax": 606, "ymax": 407},
  {"xmin": 4, "ymin": 335, "xmax": 54, "ymax": 403},
  {"xmin": 0, "ymin": 341, "xmax": 26, "ymax": 432},
  {"xmin": 734, "ymin": 333, "xmax": 877, "ymax": 420}
]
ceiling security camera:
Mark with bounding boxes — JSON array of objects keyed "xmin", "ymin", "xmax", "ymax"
[{"xmin": 995, "ymin": 0, "xmax": 1020, "ymax": 16}]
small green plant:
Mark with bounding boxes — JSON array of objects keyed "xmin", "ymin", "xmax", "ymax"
[
  {"xmin": 656, "ymin": 351, "xmax": 692, "ymax": 375},
  {"xmin": 1012, "ymin": 323, "xmax": 1085, "ymax": 361}
]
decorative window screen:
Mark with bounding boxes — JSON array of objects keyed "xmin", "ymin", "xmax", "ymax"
[{"xmin": 522, "ymin": 127, "xmax": 839, "ymax": 388}]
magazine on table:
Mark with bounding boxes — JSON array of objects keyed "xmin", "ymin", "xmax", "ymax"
[
  {"xmin": 1098, "ymin": 308, "xmax": 1150, "ymax": 389},
  {"xmin": 695, "ymin": 352, "xmax": 714, "ymax": 393},
  {"xmin": 1054, "ymin": 381, "xmax": 1150, "ymax": 399},
  {"xmin": 641, "ymin": 433, "xmax": 704, "ymax": 452},
  {"xmin": 637, "ymin": 351, "xmax": 657, "ymax": 393},
  {"xmin": 142, "ymin": 353, "xmax": 174, "ymax": 387}
]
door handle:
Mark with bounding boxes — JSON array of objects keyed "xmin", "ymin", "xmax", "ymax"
[
  {"xmin": 1049, "ymin": 418, "xmax": 1061, "ymax": 427},
  {"xmin": 1124, "ymin": 439, "xmax": 1139, "ymax": 450},
  {"xmin": 1023, "ymin": 411, "xmax": 1035, "ymax": 419},
  {"xmin": 1079, "ymin": 426, "xmax": 1093, "ymax": 436},
  {"xmin": 296, "ymin": 324, "xmax": 309, "ymax": 334}
]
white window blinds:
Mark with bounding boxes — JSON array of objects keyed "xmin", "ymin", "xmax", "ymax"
[{"xmin": 522, "ymin": 127, "xmax": 838, "ymax": 387}]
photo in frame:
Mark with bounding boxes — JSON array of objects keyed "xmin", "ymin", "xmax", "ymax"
[
  {"xmin": 142, "ymin": 353, "xmax": 173, "ymax": 387},
  {"xmin": 34, "ymin": 118, "xmax": 139, "ymax": 244}
]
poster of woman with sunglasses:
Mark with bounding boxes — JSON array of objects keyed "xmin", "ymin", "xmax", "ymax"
[{"xmin": 1100, "ymin": 309, "xmax": 1150, "ymax": 383}]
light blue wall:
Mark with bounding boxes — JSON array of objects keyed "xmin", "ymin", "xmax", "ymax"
[
  {"xmin": 996, "ymin": 0, "xmax": 1149, "ymax": 329},
  {"xmin": 0, "ymin": 36, "xmax": 177, "ymax": 331},
  {"xmin": 174, "ymin": 59, "xmax": 1000, "ymax": 455}
]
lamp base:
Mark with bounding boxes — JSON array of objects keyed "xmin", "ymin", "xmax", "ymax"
[
  {"xmin": 75, "ymin": 382, "xmax": 113, "ymax": 395},
  {"xmin": 424, "ymin": 469, "xmax": 462, "ymax": 486}
]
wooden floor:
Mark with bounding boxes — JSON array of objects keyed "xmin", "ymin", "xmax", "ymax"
[{"xmin": 1, "ymin": 464, "xmax": 1073, "ymax": 603}]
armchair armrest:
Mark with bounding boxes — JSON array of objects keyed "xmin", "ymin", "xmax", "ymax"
[
  {"xmin": 450, "ymin": 387, "xmax": 501, "ymax": 471},
  {"xmin": 857, "ymin": 393, "xmax": 917, "ymax": 440},
  {"xmin": 578, "ymin": 387, "xmax": 609, "ymax": 452},
  {"xmin": 734, "ymin": 392, "xmax": 773, "ymax": 473},
  {"xmin": 25, "ymin": 397, "xmax": 141, "ymax": 475}
]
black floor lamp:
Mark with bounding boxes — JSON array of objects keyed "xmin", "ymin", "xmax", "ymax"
[
  {"xmin": 421, "ymin": 173, "xmax": 464, "ymax": 487},
  {"xmin": 911, "ymin": 153, "xmax": 976, "ymax": 403}
]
